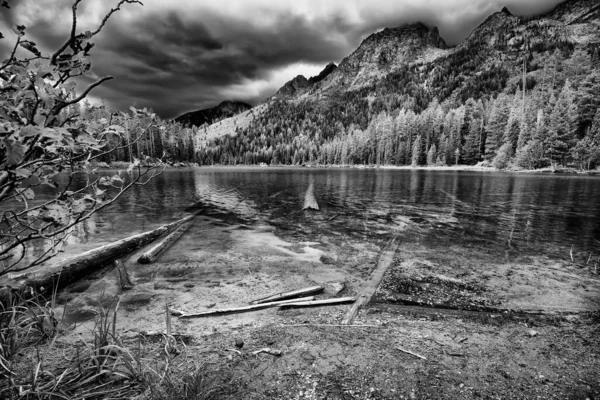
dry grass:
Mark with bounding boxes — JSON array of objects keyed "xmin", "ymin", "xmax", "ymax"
[{"xmin": 0, "ymin": 293, "xmax": 222, "ymax": 400}]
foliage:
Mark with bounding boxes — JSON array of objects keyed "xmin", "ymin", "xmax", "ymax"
[{"xmin": 0, "ymin": 0, "xmax": 164, "ymax": 276}]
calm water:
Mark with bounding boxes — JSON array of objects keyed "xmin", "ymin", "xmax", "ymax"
[{"xmin": 13, "ymin": 167, "xmax": 600, "ymax": 265}]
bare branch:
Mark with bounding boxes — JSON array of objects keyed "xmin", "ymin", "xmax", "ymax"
[
  {"xmin": 49, "ymin": 0, "xmax": 83, "ymax": 66},
  {"xmin": 0, "ymin": 36, "xmax": 21, "ymax": 71},
  {"xmin": 89, "ymin": 0, "xmax": 143, "ymax": 38},
  {"xmin": 50, "ymin": 0, "xmax": 143, "ymax": 66},
  {"xmin": 50, "ymin": 76, "xmax": 113, "ymax": 117}
]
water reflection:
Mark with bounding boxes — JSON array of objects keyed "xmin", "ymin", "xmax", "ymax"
[{"xmin": 8, "ymin": 167, "xmax": 600, "ymax": 268}]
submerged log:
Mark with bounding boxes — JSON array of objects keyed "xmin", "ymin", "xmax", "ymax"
[
  {"xmin": 279, "ymin": 297, "xmax": 355, "ymax": 309},
  {"xmin": 178, "ymin": 296, "xmax": 317, "ymax": 318},
  {"xmin": 8, "ymin": 214, "xmax": 195, "ymax": 296},
  {"xmin": 138, "ymin": 221, "xmax": 192, "ymax": 264},
  {"xmin": 342, "ymin": 237, "xmax": 400, "ymax": 325},
  {"xmin": 249, "ymin": 285, "xmax": 324, "ymax": 304},
  {"xmin": 302, "ymin": 183, "xmax": 319, "ymax": 211},
  {"xmin": 115, "ymin": 260, "xmax": 134, "ymax": 290}
]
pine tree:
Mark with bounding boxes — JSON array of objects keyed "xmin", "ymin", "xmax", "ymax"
[
  {"xmin": 427, "ymin": 143, "xmax": 437, "ymax": 166},
  {"xmin": 484, "ymin": 94, "xmax": 511, "ymax": 161},
  {"xmin": 411, "ymin": 134, "xmax": 423, "ymax": 167},
  {"xmin": 577, "ymin": 71, "xmax": 600, "ymax": 133},
  {"xmin": 546, "ymin": 80, "xmax": 578, "ymax": 166}
]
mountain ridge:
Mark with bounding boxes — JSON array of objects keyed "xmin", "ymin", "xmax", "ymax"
[{"xmin": 174, "ymin": 100, "xmax": 252, "ymax": 128}]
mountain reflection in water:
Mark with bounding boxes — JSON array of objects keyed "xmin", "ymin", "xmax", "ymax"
[{"xmin": 15, "ymin": 167, "xmax": 600, "ymax": 267}]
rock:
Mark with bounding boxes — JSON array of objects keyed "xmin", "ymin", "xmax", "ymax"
[
  {"xmin": 235, "ymin": 338, "xmax": 244, "ymax": 349},
  {"xmin": 121, "ymin": 292, "xmax": 155, "ymax": 305},
  {"xmin": 206, "ymin": 303, "xmax": 216, "ymax": 309},
  {"xmin": 154, "ymin": 282, "xmax": 173, "ymax": 290},
  {"xmin": 325, "ymin": 282, "xmax": 346, "ymax": 295},
  {"xmin": 183, "ymin": 283, "xmax": 195, "ymax": 288},
  {"xmin": 527, "ymin": 330, "xmax": 538, "ymax": 337}
]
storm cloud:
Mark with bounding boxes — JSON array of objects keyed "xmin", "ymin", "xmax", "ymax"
[{"xmin": 0, "ymin": 0, "xmax": 564, "ymax": 119}]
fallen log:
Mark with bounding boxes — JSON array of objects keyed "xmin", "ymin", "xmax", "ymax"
[
  {"xmin": 6, "ymin": 214, "xmax": 195, "ymax": 297},
  {"xmin": 178, "ymin": 296, "xmax": 317, "ymax": 318},
  {"xmin": 115, "ymin": 260, "xmax": 134, "ymax": 290},
  {"xmin": 249, "ymin": 285, "xmax": 324, "ymax": 304},
  {"xmin": 279, "ymin": 297, "xmax": 356, "ymax": 309},
  {"xmin": 342, "ymin": 237, "xmax": 400, "ymax": 325},
  {"xmin": 138, "ymin": 221, "xmax": 192, "ymax": 264}
]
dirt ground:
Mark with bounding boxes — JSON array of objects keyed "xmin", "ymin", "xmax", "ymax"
[{"xmin": 39, "ymin": 211, "xmax": 600, "ymax": 399}]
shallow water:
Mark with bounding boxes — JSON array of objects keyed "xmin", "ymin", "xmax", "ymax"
[{"xmin": 13, "ymin": 167, "xmax": 600, "ymax": 266}]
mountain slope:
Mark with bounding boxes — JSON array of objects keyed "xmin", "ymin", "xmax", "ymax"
[
  {"xmin": 195, "ymin": 0, "xmax": 600, "ymax": 169},
  {"xmin": 175, "ymin": 100, "xmax": 252, "ymax": 127}
]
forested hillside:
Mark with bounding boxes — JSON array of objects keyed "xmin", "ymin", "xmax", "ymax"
[{"xmin": 195, "ymin": 0, "xmax": 600, "ymax": 170}]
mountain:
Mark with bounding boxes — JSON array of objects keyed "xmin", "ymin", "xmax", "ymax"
[
  {"xmin": 274, "ymin": 63, "xmax": 338, "ymax": 98},
  {"xmin": 196, "ymin": 0, "xmax": 600, "ymax": 169},
  {"xmin": 175, "ymin": 100, "xmax": 252, "ymax": 127}
]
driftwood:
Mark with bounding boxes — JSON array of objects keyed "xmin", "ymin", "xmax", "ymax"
[
  {"xmin": 5, "ymin": 214, "xmax": 195, "ymax": 297},
  {"xmin": 138, "ymin": 222, "xmax": 192, "ymax": 264},
  {"xmin": 282, "ymin": 324, "xmax": 381, "ymax": 328},
  {"xmin": 250, "ymin": 285, "xmax": 324, "ymax": 304},
  {"xmin": 114, "ymin": 260, "xmax": 134, "ymax": 290},
  {"xmin": 177, "ymin": 296, "xmax": 317, "ymax": 318},
  {"xmin": 302, "ymin": 183, "xmax": 319, "ymax": 211},
  {"xmin": 279, "ymin": 297, "xmax": 356, "ymax": 309},
  {"xmin": 252, "ymin": 348, "xmax": 282, "ymax": 356},
  {"xmin": 342, "ymin": 237, "xmax": 400, "ymax": 325}
]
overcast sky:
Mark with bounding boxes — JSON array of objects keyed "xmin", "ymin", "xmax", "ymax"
[{"xmin": 1, "ymin": 0, "xmax": 564, "ymax": 119}]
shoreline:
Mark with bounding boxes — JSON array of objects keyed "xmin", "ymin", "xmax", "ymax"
[{"xmin": 92, "ymin": 161, "xmax": 600, "ymax": 176}]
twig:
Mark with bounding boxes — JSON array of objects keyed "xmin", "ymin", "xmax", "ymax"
[
  {"xmin": 252, "ymin": 348, "xmax": 282, "ymax": 356},
  {"xmin": 226, "ymin": 348, "xmax": 242, "ymax": 356},
  {"xmin": 570, "ymin": 244, "xmax": 574, "ymax": 262},
  {"xmin": 396, "ymin": 346, "xmax": 426, "ymax": 360}
]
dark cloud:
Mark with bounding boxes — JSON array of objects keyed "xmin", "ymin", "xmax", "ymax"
[{"xmin": 0, "ymin": 0, "xmax": 568, "ymax": 119}]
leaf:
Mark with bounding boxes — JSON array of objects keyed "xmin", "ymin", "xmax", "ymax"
[
  {"xmin": 129, "ymin": 107, "xmax": 138, "ymax": 116},
  {"xmin": 110, "ymin": 175, "xmax": 124, "ymax": 185},
  {"xmin": 19, "ymin": 40, "xmax": 41, "ymax": 57},
  {"xmin": 14, "ymin": 168, "xmax": 31, "ymax": 178},
  {"xmin": 3, "ymin": 139, "xmax": 25, "ymax": 166},
  {"xmin": 11, "ymin": 25, "xmax": 25, "ymax": 37},
  {"xmin": 22, "ymin": 188, "xmax": 34, "ymax": 200},
  {"xmin": 19, "ymin": 125, "xmax": 41, "ymax": 138},
  {"xmin": 95, "ymin": 188, "xmax": 105, "ymax": 197},
  {"xmin": 42, "ymin": 203, "xmax": 69, "ymax": 225}
]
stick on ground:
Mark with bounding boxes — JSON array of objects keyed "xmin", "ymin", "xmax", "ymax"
[{"xmin": 249, "ymin": 286, "xmax": 324, "ymax": 304}]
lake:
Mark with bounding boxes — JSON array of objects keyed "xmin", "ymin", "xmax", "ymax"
[{"xmin": 17, "ymin": 167, "xmax": 600, "ymax": 266}]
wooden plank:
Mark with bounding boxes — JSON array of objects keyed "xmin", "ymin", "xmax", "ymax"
[
  {"xmin": 279, "ymin": 297, "xmax": 356, "ymax": 309},
  {"xmin": 342, "ymin": 237, "xmax": 400, "ymax": 325},
  {"xmin": 178, "ymin": 296, "xmax": 317, "ymax": 319},
  {"xmin": 250, "ymin": 285, "xmax": 324, "ymax": 304},
  {"xmin": 138, "ymin": 221, "xmax": 192, "ymax": 264}
]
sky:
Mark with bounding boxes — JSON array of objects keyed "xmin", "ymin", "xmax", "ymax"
[{"xmin": 0, "ymin": 0, "xmax": 565, "ymax": 119}]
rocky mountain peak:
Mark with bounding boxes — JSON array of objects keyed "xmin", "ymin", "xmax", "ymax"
[
  {"xmin": 501, "ymin": 6, "xmax": 513, "ymax": 16},
  {"xmin": 274, "ymin": 74, "xmax": 309, "ymax": 98},
  {"xmin": 334, "ymin": 21, "xmax": 449, "ymax": 86}
]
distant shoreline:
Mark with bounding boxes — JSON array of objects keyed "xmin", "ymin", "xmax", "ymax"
[{"xmin": 92, "ymin": 162, "xmax": 600, "ymax": 176}]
